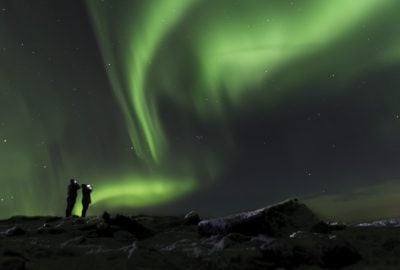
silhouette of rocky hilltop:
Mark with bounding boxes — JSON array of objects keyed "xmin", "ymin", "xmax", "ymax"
[{"xmin": 0, "ymin": 199, "xmax": 399, "ymax": 269}]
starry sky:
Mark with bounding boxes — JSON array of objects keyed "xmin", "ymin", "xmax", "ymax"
[{"xmin": 1, "ymin": 0, "xmax": 400, "ymax": 221}]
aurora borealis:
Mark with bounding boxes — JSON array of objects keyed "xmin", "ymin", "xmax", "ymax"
[{"xmin": 1, "ymin": 0, "xmax": 400, "ymax": 220}]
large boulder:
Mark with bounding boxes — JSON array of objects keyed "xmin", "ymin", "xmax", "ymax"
[
  {"xmin": 183, "ymin": 211, "xmax": 200, "ymax": 225},
  {"xmin": 198, "ymin": 199, "xmax": 320, "ymax": 237}
]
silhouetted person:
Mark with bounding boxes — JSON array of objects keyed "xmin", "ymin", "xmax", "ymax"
[
  {"xmin": 66, "ymin": 179, "xmax": 80, "ymax": 217},
  {"xmin": 81, "ymin": 184, "xmax": 93, "ymax": 217}
]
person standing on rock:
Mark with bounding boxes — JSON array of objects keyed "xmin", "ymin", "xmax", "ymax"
[
  {"xmin": 81, "ymin": 183, "xmax": 93, "ymax": 217},
  {"xmin": 66, "ymin": 179, "xmax": 81, "ymax": 217}
]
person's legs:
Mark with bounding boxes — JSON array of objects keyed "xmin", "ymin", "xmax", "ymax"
[
  {"xmin": 82, "ymin": 203, "xmax": 88, "ymax": 217},
  {"xmin": 66, "ymin": 197, "xmax": 77, "ymax": 217},
  {"xmin": 70, "ymin": 197, "xmax": 76, "ymax": 215},
  {"xmin": 66, "ymin": 199, "xmax": 72, "ymax": 217}
]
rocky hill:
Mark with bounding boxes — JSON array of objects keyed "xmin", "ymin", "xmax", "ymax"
[{"xmin": 1, "ymin": 199, "xmax": 400, "ymax": 269}]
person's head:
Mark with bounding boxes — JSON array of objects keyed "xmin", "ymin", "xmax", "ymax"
[{"xmin": 81, "ymin": 184, "xmax": 93, "ymax": 191}]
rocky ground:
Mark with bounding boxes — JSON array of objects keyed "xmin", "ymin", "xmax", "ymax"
[{"xmin": 1, "ymin": 199, "xmax": 400, "ymax": 269}]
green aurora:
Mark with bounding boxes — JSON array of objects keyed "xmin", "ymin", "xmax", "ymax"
[
  {"xmin": 88, "ymin": 0, "xmax": 397, "ymax": 158},
  {"xmin": 1, "ymin": 0, "xmax": 400, "ymax": 220}
]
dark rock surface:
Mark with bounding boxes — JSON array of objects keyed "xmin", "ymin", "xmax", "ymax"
[
  {"xmin": 198, "ymin": 199, "xmax": 319, "ymax": 237},
  {"xmin": 261, "ymin": 231, "xmax": 361, "ymax": 269},
  {"xmin": 4, "ymin": 226, "xmax": 26, "ymax": 237},
  {"xmin": 0, "ymin": 257, "xmax": 26, "ymax": 270},
  {"xmin": 311, "ymin": 221, "xmax": 347, "ymax": 234},
  {"xmin": 101, "ymin": 212, "xmax": 154, "ymax": 239},
  {"xmin": 183, "ymin": 211, "xmax": 200, "ymax": 225},
  {"xmin": 0, "ymin": 200, "xmax": 399, "ymax": 269}
]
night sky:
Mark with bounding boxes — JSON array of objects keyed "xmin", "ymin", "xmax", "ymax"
[{"xmin": 1, "ymin": 0, "xmax": 400, "ymax": 221}]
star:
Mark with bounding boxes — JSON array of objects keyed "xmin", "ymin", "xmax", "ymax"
[{"xmin": 195, "ymin": 135, "xmax": 203, "ymax": 140}]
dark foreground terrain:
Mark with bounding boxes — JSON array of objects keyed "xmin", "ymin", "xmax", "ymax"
[{"xmin": 1, "ymin": 199, "xmax": 400, "ymax": 270}]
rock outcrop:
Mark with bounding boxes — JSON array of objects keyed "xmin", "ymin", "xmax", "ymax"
[
  {"xmin": 2, "ymin": 199, "xmax": 399, "ymax": 269},
  {"xmin": 198, "ymin": 198, "xmax": 320, "ymax": 237},
  {"xmin": 183, "ymin": 211, "xmax": 200, "ymax": 225}
]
